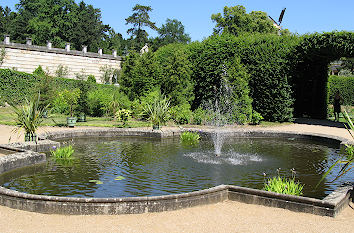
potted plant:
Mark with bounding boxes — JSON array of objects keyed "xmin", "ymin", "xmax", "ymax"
[
  {"xmin": 144, "ymin": 95, "xmax": 170, "ymax": 130},
  {"xmin": 59, "ymin": 88, "xmax": 81, "ymax": 127},
  {"xmin": 77, "ymin": 112, "xmax": 86, "ymax": 122},
  {"xmin": 11, "ymin": 93, "xmax": 47, "ymax": 142}
]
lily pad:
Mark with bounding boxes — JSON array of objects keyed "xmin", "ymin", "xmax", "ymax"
[
  {"xmin": 89, "ymin": 180, "xmax": 103, "ymax": 184},
  {"xmin": 114, "ymin": 176, "xmax": 125, "ymax": 181}
]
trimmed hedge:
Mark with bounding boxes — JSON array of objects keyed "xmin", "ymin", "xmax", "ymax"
[
  {"xmin": 188, "ymin": 33, "xmax": 299, "ymax": 122},
  {"xmin": 328, "ymin": 75, "xmax": 354, "ymax": 106},
  {"xmin": 0, "ymin": 69, "xmax": 120, "ymax": 105}
]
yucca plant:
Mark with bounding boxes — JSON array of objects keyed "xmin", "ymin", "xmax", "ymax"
[
  {"xmin": 144, "ymin": 95, "xmax": 170, "ymax": 129},
  {"xmin": 11, "ymin": 93, "xmax": 47, "ymax": 141},
  {"xmin": 317, "ymin": 110, "xmax": 353, "ymax": 186}
]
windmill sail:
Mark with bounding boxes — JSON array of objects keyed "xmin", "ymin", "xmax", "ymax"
[{"xmin": 278, "ymin": 8, "xmax": 286, "ymax": 25}]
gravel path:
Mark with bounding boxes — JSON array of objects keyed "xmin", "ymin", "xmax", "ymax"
[{"xmin": 0, "ymin": 123, "xmax": 353, "ymax": 233}]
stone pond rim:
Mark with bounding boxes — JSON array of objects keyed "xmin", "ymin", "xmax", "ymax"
[{"xmin": 0, "ymin": 127, "xmax": 352, "ymax": 216}]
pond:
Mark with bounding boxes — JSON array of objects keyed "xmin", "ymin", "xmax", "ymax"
[{"xmin": 0, "ymin": 136, "xmax": 349, "ymax": 199}]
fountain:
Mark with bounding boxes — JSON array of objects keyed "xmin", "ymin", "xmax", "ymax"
[{"xmin": 202, "ymin": 68, "xmax": 239, "ymax": 156}]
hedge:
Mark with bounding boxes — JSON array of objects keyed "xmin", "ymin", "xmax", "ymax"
[
  {"xmin": 188, "ymin": 33, "xmax": 299, "ymax": 122},
  {"xmin": 328, "ymin": 75, "xmax": 354, "ymax": 106},
  {"xmin": 0, "ymin": 69, "xmax": 119, "ymax": 105}
]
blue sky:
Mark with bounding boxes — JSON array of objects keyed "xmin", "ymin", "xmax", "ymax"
[{"xmin": 2, "ymin": 0, "xmax": 353, "ymax": 41}]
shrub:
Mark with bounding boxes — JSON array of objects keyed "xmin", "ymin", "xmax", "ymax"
[
  {"xmin": 87, "ymin": 88, "xmax": 130, "ymax": 117},
  {"xmin": 170, "ymin": 103, "xmax": 193, "ymax": 124},
  {"xmin": 116, "ymin": 109, "xmax": 132, "ymax": 125},
  {"xmin": 59, "ymin": 89, "xmax": 81, "ymax": 117},
  {"xmin": 144, "ymin": 94, "xmax": 170, "ymax": 127},
  {"xmin": 87, "ymin": 75, "xmax": 96, "ymax": 83},
  {"xmin": 10, "ymin": 93, "xmax": 47, "ymax": 140},
  {"xmin": 328, "ymin": 75, "xmax": 354, "ymax": 106},
  {"xmin": 33, "ymin": 65, "xmax": 46, "ymax": 77},
  {"xmin": 251, "ymin": 110, "xmax": 263, "ymax": 125},
  {"xmin": 192, "ymin": 108, "xmax": 206, "ymax": 125},
  {"xmin": 0, "ymin": 69, "xmax": 39, "ymax": 104}
]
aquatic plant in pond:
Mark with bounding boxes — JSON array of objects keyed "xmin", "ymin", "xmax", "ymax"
[
  {"xmin": 180, "ymin": 131, "xmax": 200, "ymax": 145},
  {"xmin": 51, "ymin": 145, "xmax": 74, "ymax": 159},
  {"xmin": 0, "ymin": 136, "xmax": 347, "ymax": 199},
  {"xmin": 263, "ymin": 169, "xmax": 304, "ymax": 196}
]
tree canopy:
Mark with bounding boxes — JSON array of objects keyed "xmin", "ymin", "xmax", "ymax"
[
  {"xmin": 125, "ymin": 4, "xmax": 157, "ymax": 50},
  {"xmin": 211, "ymin": 5, "xmax": 278, "ymax": 36}
]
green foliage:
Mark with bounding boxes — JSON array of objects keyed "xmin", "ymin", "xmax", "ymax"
[
  {"xmin": 211, "ymin": 5, "xmax": 277, "ymax": 36},
  {"xmin": 120, "ymin": 51, "xmax": 160, "ymax": 99},
  {"xmin": 115, "ymin": 109, "xmax": 132, "ymax": 125},
  {"xmin": 154, "ymin": 43, "xmax": 194, "ymax": 106},
  {"xmin": 87, "ymin": 75, "xmax": 96, "ymax": 84},
  {"xmin": 51, "ymin": 145, "xmax": 74, "ymax": 159},
  {"xmin": 59, "ymin": 88, "xmax": 81, "ymax": 117},
  {"xmin": 144, "ymin": 94, "xmax": 170, "ymax": 127},
  {"xmin": 328, "ymin": 75, "xmax": 354, "ymax": 106},
  {"xmin": 125, "ymin": 4, "xmax": 157, "ymax": 49},
  {"xmin": 264, "ymin": 176, "xmax": 304, "ymax": 196},
  {"xmin": 33, "ymin": 65, "xmax": 46, "ymax": 77},
  {"xmin": 0, "ymin": 46, "xmax": 5, "ymax": 66},
  {"xmin": 192, "ymin": 108, "xmax": 206, "ymax": 125},
  {"xmin": 87, "ymin": 88, "xmax": 130, "ymax": 117},
  {"xmin": 292, "ymin": 31, "xmax": 354, "ymax": 119},
  {"xmin": 99, "ymin": 65, "xmax": 116, "ymax": 84},
  {"xmin": 317, "ymin": 110, "xmax": 354, "ymax": 187},
  {"xmin": 251, "ymin": 110, "xmax": 264, "ymax": 125},
  {"xmin": 180, "ymin": 131, "xmax": 200, "ymax": 145},
  {"xmin": 55, "ymin": 64, "xmax": 69, "ymax": 78},
  {"xmin": 152, "ymin": 18, "xmax": 191, "ymax": 49},
  {"xmin": 170, "ymin": 103, "xmax": 193, "ymax": 125},
  {"xmin": 10, "ymin": 93, "xmax": 46, "ymax": 135}
]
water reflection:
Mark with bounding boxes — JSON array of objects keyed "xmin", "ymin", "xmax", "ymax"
[{"xmin": 0, "ymin": 136, "xmax": 348, "ymax": 199}]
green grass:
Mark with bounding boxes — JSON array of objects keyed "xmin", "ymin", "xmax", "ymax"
[{"xmin": 0, "ymin": 106, "xmax": 150, "ymax": 128}]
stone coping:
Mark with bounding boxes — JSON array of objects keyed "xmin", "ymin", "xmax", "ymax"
[
  {"xmin": 0, "ymin": 128, "xmax": 352, "ymax": 216},
  {"xmin": 1, "ymin": 42, "xmax": 122, "ymax": 61}
]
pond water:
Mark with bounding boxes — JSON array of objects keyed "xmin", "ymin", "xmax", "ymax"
[{"xmin": 0, "ymin": 136, "xmax": 350, "ymax": 199}]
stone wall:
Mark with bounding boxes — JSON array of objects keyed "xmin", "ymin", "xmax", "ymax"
[{"xmin": 0, "ymin": 36, "xmax": 122, "ymax": 83}]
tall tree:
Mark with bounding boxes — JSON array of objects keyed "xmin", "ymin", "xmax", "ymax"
[
  {"xmin": 211, "ymin": 5, "xmax": 277, "ymax": 36},
  {"xmin": 125, "ymin": 4, "xmax": 157, "ymax": 50},
  {"xmin": 152, "ymin": 18, "xmax": 191, "ymax": 49},
  {"xmin": 70, "ymin": 1, "xmax": 109, "ymax": 52}
]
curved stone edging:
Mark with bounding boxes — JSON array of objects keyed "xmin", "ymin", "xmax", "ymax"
[{"xmin": 0, "ymin": 127, "xmax": 352, "ymax": 216}]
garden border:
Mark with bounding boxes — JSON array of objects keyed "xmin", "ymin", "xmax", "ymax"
[{"xmin": 0, "ymin": 128, "xmax": 352, "ymax": 217}]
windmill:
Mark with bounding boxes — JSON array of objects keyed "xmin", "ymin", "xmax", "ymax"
[{"xmin": 269, "ymin": 8, "xmax": 286, "ymax": 30}]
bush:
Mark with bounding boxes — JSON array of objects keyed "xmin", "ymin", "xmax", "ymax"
[
  {"xmin": 87, "ymin": 88, "xmax": 130, "ymax": 117},
  {"xmin": 0, "ymin": 69, "xmax": 39, "ymax": 104},
  {"xmin": 170, "ymin": 103, "xmax": 193, "ymax": 125},
  {"xmin": 328, "ymin": 75, "xmax": 354, "ymax": 106},
  {"xmin": 87, "ymin": 75, "xmax": 96, "ymax": 83},
  {"xmin": 192, "ymin": 108, "xmax": 206, "ymax": 125},
  {"xmin": 33, "ymin": 65, "xmax": 46, "ymax": 76}
]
